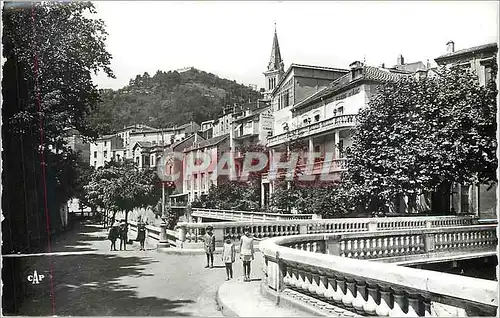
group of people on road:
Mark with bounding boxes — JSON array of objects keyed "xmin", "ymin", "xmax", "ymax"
[
  {"xmin": 203, "ymin": 225, "xmax": 255, "ymax": 282},
  {"xmin": 107, "ymin": 219, "xmax": 147, "ymax": 251}
]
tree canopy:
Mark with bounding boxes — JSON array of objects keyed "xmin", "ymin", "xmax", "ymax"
[
  {"xmin": 343, "ymin": 66, "xmax": 497, "ymax": 213},
  {"xmin": 2, "ymin": 1, "xmax": 114, "ymax": 254}
]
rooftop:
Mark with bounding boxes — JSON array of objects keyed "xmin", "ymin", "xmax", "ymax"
[
  {"xmin": 435, "ymin": 42, "xmax": 498, "ymax": 61},
  {"xmin": 184, "ymin": 134, "xmax": 229, "ymax": 152},
  {"xmin": 292, "ymin": 64, "xmax": 408, "ymax": 111}
]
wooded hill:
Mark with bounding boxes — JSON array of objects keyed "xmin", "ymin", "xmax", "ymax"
[{"xmin": 89, "ymin": 68, "xmax": 263, "ymax": 134}]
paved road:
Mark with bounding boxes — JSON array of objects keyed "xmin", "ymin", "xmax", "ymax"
[{"xmin": 9, "ymin": 220, "xmax": 263, "ymax": 316}]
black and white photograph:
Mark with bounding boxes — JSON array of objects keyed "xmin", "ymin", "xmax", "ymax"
[{"xmin": 1, "ymin": 1, "xmax": 499, "ymax": 316}]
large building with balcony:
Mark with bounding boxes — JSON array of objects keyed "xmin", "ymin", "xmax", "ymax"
[{"xmin": 262, "ymin": 61, "xmax": 410, "ymax": 206}]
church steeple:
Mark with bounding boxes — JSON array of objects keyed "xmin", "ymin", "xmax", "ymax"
[
  {"xmin": 268, "ymin": 23, "xmax": 284, "ymax": 72},
  {"xmin": 263, "ymin": 23, "xmax": 285, "ymax": 99}
]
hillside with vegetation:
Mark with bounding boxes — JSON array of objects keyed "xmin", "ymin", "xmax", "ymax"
[{"xmin": 89, "ymin": 68, "xmax": 263, "ymax": 133}]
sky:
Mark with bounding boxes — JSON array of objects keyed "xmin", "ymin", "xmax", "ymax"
[{"xmin": 92, "ymin": 1, "xmax": 499, "ymax": 90}]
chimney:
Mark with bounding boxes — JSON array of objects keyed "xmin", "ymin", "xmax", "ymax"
[
  {"xmin": 397, "ymin": 54, "xmax": 404, "ymax": 66},
  {"xmin": 446, "ymin": 41, "xmax": 455, "ymax": 53},
  {"xmin": 349, "ymin": 61, "xmax": 364, "ymax": 80}
]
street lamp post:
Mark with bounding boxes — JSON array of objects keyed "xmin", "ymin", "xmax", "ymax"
[{"xmin": 158, "ymin": 181, "xmax": 170, "ymax": 249}]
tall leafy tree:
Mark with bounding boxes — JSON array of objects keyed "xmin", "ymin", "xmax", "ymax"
[
  {"xmin": 2, "ymin": 1, "xmax": 114, "ymax": 256},
  {"xmin": 343, "ymin": 66, "xmax": 497, "ymax": 214}
]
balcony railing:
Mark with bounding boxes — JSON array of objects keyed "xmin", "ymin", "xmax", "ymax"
[
  {"xmin": 261, "ymin": 158, "xmax": 347, "ymax": 182},
  {"xmin": 267, "ymin": 114, "xmax": 356, "ymax": 147},
  {"xmin": 259, "ymin": 224, "xmax": 498, "ymax": 316}
]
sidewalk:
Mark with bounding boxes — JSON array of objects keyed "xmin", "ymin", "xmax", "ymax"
[{"xmin": 217, "ymin": 278, "xmax": 311, "ymax": 317}]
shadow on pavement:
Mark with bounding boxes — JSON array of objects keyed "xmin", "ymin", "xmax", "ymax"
[
  {"xmin": 6, "ymin": 253, "xmax": 194, "ymax": 316},
  {"xmin": 4, "ymin": 221, "xmax": 197, "ymax": 316}
]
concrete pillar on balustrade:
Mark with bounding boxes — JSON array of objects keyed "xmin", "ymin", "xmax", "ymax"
[
  {"xmin": 367, "ymin": 220, "xmax": 377, "ymax": 232},
  {"xmin": 157, "ymin": 223, "xmax": 170, "ymax": 249},
  {"xmin": 213, "ymin": 226, "xmax": 224, "ymax": 248},
  {"xmin": 298, "ymin": 223, "xmax": 308, "ymax": 234},
  {"xmin": 326, "ymin": 235, "xmax": 341, "ymax": 255}
]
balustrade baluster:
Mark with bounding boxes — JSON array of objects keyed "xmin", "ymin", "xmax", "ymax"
[
  {"xmin": 405, "ymin": 235, "xmax": 411, "ymax": 254},
  {"xmin": 406, "ymin": 293, "xmax": 421, "ymax": 317},
  {"xmin": 423, "ymin": 298, "xmax": 432, "ymax": 317},
  {"xmin": 364, "ymin": 238, "xmax": 371, "ymax": 259},
  {"xmin": 410, "ymin": 235, "xmax": 416, "ymax": 253},
  {"xmin": 358, "ymin": 239, "xmax": 366, "ymax": 258},
  {"xmin": 352, "ymin": 279, "xmax": 368, "ymax": 314},
  {"xmin": 346, "ymin": 240, "xmax": 353, "ymax": 258},
  {"xmin": 388, "ymin": 237, "xmax": 395, "ymax": 256},
  {"xmin": 376, "ymin": 285, "xmax": 392, "ymax": 316},
  {"xmin": 297, "ymin": 270, "xmax": 305, "ymax": 290},
  {"xmin": 342, "ymin": 277, "xmax": 356, "ymax": 308},
  {"xmin": 333, "ymin": 276, "xmax": 345, "ymax": 304},
  {"xmin": 363, "ymin": 282, "xmax": 379, "ymax": 315},
  {"xmin": 302, "ymin": 270, "xmax": 312, "ymax": 293},
  {"xmin": 340, "ymin": 240, "xmax": 346, "ymax": 257},
  {"xmin": 353, "ymin": 239, "xmax": 359, "ymax": 258},
  {"xmin": 325, "ymin": 277, "xmax": 336, "ymax": 302},
  {"xmin": 283, "ymin": 266, "xmax": 292, "ymax": 286},
  {"xmin": 308, "ymin": 271, "xmax": 318, "ymax": 296},
  {"xmin": 317, "ymin": 274, "xmax": 328, "ymax": 299},
  {"xmin": 390, "ymin": 288, "xmax": 406, "ymax": 317},
  {"xmin": 289, "ymin": 267, "xmax": 298, "ymax": 288}
]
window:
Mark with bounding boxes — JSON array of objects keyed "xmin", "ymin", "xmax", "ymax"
[
  {"xmin": 314, "ymin": 145, "xmax": 321, "ymax": 153},
  {"xmin": 117, "ymin": 154, "xmax": 121, "ymax": 161},
  {"xmin": 94, "ymin": 161, "xmax": 97, "ymax": 166},
  {"xmin": 113, "ymin": 151, "xmax": 116, "ymax": 159},
  {"xmin": 284, "ymin": 90, "xmax": 290, "ymax": 107},
  {"xmin": 94, "ymin": 151, "xmax": 97, "ymax": 158},
  {"xmin": 104, "ymin": 141, "xmax": 107, "ymax": 147},
  {"xmin": 104, "ymin": 151, "xmax": 107, "ymax": 158}
]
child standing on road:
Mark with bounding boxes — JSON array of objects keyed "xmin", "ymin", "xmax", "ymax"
[
  {"xmin": 239, "ymin": 226, "xmax": 254, "ymax": 282},
  {"xmin": 204, "ymin": 226, "xmax": 215, "ymax": 268},
  {"xmin": 137, "ymin": 220, "xmax": 146, "ymax": 251},
  {"xmin": 221, "ymin": 235, "xmax": 236, "ymax": 280}
]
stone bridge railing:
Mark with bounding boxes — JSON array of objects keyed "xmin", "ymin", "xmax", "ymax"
[
  {"xmin": 175, "ymin": 215, "xmax": 478, "ymax": 249},
  {"xmin": 191, "ymin": 208, "xmax": 318, "ymax": 222},
  {"xmin": 259, "ymin": 224, "xmax": 498, "ymax": 317}
]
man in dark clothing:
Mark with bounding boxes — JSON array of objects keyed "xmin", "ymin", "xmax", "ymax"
[{"xmin": 119, "ymin": 220, "xmax": 128, "ymax": 251}]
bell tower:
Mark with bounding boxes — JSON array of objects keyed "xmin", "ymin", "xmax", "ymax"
[{"xmin": 263, "ymin": 23, "xmax": 285, "ymax": 100}]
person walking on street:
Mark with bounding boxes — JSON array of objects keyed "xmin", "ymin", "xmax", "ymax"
[
  {"xmin": 204, "ymin": 226, "xmax": 215, "ymax": 268},
  {"xmin": 119, "ymin": 219, "xmax": 128, "ymax": 251},
  {"xmin": 221, "ymin": 235, "xmax": 236, "ymax": 280},
  {"xmin": 137, "ymin": 219, "xmax": 146, "ymax": 251},
  {"xmin": 239, "ymin": 226, "xmax": 254, "ymax": 282},
  {"xmin": 108, "ymin": 220, "xmax": 120, "ymax": 251}
]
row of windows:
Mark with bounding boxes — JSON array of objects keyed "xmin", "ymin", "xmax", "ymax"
[{"xmin": 300, "ymin": 106, "xmax": 344, "ymax": 125}]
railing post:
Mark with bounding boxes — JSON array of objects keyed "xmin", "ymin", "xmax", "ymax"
[
  {"xmin": 157, "ymin": 223, "xmax": 170, "ymax": 249},
  {"xmin": 178, "ymin": 224, "xmax": 187, "ymax": 242},
  {"xmin": 213, "ymin": 226, "xmax": 224, "ymax": 248},
  {"xmin": 299, "ymin": 224, "xmax": 308, "ymax": 235},
  {"xmin": 326, "ymin": 235, "xmax": 342, "ymax": 255},
  {"xmin": 368, "ymin": 220, "xmax": 378, "ymax": 231},
  {"xmin": 424, "ymin": 232, "xmax": 435, "ymax": 252}
]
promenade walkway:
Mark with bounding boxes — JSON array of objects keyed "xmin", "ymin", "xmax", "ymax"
[{"xmin": 11, "ymin": 221, "xmax": 261, "ymax": 316}]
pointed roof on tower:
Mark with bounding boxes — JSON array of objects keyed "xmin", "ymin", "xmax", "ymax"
[{"xmin": 267, "ymin": 23, "xmax": 284, "ymax": 72}]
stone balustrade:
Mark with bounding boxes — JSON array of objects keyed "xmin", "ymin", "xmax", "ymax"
[
  {"xmin": 128, "ymin": 220, "xmax": 178, "ymax": 247},
  {"xmin": 280, "ymin": 225, "xmax": 497, "ymax": 262},
  {"xmin": 177, "ymin": 215, "xmax": 478, "ymax": 248},
  {"xmin": 259, "ymin": 225, "xmax": 498, "ymax": 317},
  {"xmin": 191, "ymin": 208, "xmax": 318, "ymax": 222}
]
